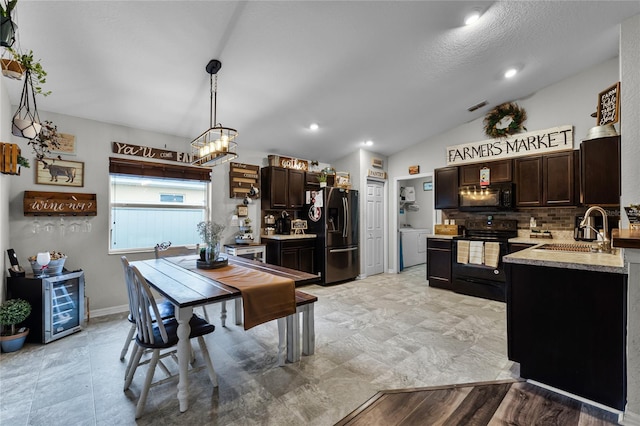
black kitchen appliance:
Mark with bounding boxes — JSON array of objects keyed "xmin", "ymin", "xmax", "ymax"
[
  {"xmin": 275, "ymin": 211, "xmax": 291, "ymax": 234},
  {"xmin": 306, "ymin": 187, "xmax": 359, "ymax": 285},
  {"xmin": 573, "ymin": 213, "xmax": 619, "ymax": 242},
  {"xmin": 452, "ymin": 218, "xmax": 518, "ymax": 302},
  {"xmin": 458, "ymin": 182, "xmax": 514, "ymax": 212}
]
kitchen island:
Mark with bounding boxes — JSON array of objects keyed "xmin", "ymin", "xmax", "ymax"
[
  {"xmin": 504, "ymin": 244, "xmax": 628, "ymax": 411},
  {"xmin": 262, "ymin": 234, "xmax": 318, "ymax": 276}
]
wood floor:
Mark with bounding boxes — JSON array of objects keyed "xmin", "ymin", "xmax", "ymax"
[{"xmin": 335, "ymin": 380, "xmax": 620, "ymax": 426}]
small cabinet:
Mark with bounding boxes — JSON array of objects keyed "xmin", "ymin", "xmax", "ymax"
[
  {"xmin": 434, "ymin": 167, "xmax": 459, "ymax": 209},
  {"xmin": 580, "ymin": 136, "xmax": 620, "ymax": 206},
  {"xmin": 459, "ymin": 159, "xmax": 512, "ymax": 186},
  {"xmin": 261, "ymin": 167, "xmax": 306, "ymax": 209},
  {"xmin": 515, "ymin": 151, "xmax": 577, "ymax": 207},
  {"xmin": 264, "ymin": 238, "xmax": 316, "ymax": 275},
  {"xmin": 427, "ymin": 238, "xmax": 453, "ymax": 289}
]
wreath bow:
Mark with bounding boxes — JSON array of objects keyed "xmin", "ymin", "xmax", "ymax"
[{"xmin": 483, "ymin": 102, "xmax": 527, "ymax": 138}]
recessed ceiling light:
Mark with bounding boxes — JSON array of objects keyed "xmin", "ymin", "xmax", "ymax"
[
  {"xmin": 464, "ymin": 11, "xmax": 481, "ymax": 26},
  {"xmin": 309, "ymin": 123, "xmax": 319, "ymax": 131},
  {"xmin": 504, "ymin": 68, "xmax": 518, "ymax": 79},
  {"xmin": 363, "ymin": 140, "xmax": 373, "ymax": 146}
]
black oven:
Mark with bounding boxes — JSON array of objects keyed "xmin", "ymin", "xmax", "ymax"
[
  {"xmin": 451, "ymin": 219, "xmax": 518, "ymax": 302},
  {"xmin": 458, "ymin": 183, "xmax": 514, "ymax": 212}
]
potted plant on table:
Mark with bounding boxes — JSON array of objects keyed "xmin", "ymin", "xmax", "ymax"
[
  {"xmin": 197, "ymin": 220, "xmax": 225, "ymax": 264},
  {"xmin": 0, "ymin": 298, "xmax": 31, "ymax": 352}
]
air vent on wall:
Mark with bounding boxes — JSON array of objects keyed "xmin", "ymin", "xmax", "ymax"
[{"xmin": 467, "ymin": 100, "xmax": 488, "ymax": 112}]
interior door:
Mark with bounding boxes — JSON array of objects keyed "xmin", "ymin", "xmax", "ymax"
[{"xmin": 366, "ymin": 180, "xmax": 384, "ymax": 277}]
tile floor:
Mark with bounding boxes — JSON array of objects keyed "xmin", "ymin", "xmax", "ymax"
[{"xmin": 0, "ymin": 265, "xmax": 519, "ymax": 425}]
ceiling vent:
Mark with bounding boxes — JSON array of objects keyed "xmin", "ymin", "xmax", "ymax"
[{"xmin": 467, "ymin": 100, "xmax": 488, "ymax": 112}]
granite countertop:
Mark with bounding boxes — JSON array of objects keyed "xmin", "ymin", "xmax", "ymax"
[
  {"xmin": 260, "ymin": 234, "xmax": 317, "ymax": 241},
  {"xmin": 504, "ymin": 243, "xmax": 626, "ymax": 274}
]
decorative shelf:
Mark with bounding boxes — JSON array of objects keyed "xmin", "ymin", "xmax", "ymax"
[
  {"xmin": 23, "ymin": 191, "xmax": 97, "ymax": 216},
  {"xmin": 1, "ymin": 142, "xmax": 21, "ymax": 175}
]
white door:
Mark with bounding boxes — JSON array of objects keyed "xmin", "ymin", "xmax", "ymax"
[{"xmin": 365, "ymin": 180, "xmax": 384, "ymax": 276}]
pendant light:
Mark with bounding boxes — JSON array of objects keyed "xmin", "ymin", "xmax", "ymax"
[{"xmin": 190, "ymin": 59, "xmax": 238, "ymax": 167}]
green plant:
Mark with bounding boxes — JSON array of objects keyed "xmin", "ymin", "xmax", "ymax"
[
  {"xmin": 17, "ymin": 154, "xmax": 29, "ymax": 168},
  {"xmin": 0, "ymin": 298, "xmax": 31, "ymax": 336},
  {"xmin": 317, "ymin": 172, "xmax": 327, "ymax": 183},
  {"xmin": 5, "ymin": 47, "xmax": 51, "ymax": 96},
  {"xmin": 29, "ymin": 120, "xmax": 61, "ymax": 163},
  {"xmin": 197, "ymin": 220, "xmax": 225, "ymax": 247},
  {"xmin": 1, "ymin": 1, "xmax": 18, "ymax": 16}
]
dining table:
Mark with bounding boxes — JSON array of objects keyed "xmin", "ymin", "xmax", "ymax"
[{"xmin": 130, "ymin": 254, "xmax": 320, "ymax": 412}]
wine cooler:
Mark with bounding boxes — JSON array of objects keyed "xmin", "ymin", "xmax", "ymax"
[{"xmin": 6, "ymin": 270, "xmax": 85, "ymax": 344}]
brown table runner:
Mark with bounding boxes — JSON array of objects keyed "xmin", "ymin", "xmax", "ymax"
[{"xmin": 167, "ymin": 257, "xmax": 296, "ymax": 330}]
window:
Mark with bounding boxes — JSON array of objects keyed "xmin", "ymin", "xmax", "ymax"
[{"xmin": 109, "ymin": 158, "xmax": 210, "ymax": 252}]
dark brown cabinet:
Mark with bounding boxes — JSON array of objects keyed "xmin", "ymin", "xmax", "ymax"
[
  {"xmin": 264, "ymin": 238, "xmax": 316, "ymax": 275},
  {"xmin": 434, "ymin": 167, "xmax": 459, "ymax": 209},
  {"xmin": 261, "ymin": 167, "xmax": 305, "ymax": 209},
  {"xmin": 459, "ymin": 159, "xmax": 512, "ymax": 186},
  {"xmin": 506, "ymin": 263, "xmax": 627, "ymax": 410},
  {"xmin": 580, "ymin": 136, "xmax": 620, "ymax": 206},
  {"xmin": 427, "ymin": 238, "xmax": 453, "ymax": 289},
  {"xmin": 515, "ymin": 151, "xmax": 577, "ymax": 207}
]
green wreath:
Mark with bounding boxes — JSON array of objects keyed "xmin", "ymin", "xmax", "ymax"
[{"xmin": 483, "ymin": 102, "xmax": 527, "ymax": 138}]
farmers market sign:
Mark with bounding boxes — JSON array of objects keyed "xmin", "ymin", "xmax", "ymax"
[{"xmin": 446, "ymin": 125, "xmax": 573, "ymax": 166}]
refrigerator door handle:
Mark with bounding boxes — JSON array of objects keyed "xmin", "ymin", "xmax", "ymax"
[
  {"xmin": 329, "ymin": 247, "xmax": 358, "ymax": 253},
  {"xmin": 343, "ymin": 197, "xmax": 348, "ymax": 238}
]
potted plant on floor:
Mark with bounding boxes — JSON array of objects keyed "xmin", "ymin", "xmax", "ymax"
[
  {"xmin": 0, "ymin": 298, "xmax": 32, "ymax": 352},
  {"xmin": 1, "ymin": 0, "xmax": 18, "ymax": 48}
]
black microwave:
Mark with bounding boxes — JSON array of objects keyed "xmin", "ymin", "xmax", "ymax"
[{"xmin": 458, "ymin": 183, "xmax": 514, "ymax": 212}]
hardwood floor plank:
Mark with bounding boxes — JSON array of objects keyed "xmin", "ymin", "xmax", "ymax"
[
  {"xmin": 441, "ymin": 382, "xmax": 513, "ymax": 426},
  {"xmin": 578, "ymin": 404, "xmax": 620, "ymax": 426},
  {"xmin": 343, "ymin": 392, "xmax": 436, "ymax": 426},
  {"xmin": 399, "ymin": 387, "xmax": 471, "ymax": 426},
  {"xmin": 489, "ymin": 382, "xmax": 582, "ymax": 425}
]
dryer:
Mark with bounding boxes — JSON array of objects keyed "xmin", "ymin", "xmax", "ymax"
[{"xmin": 399, "ymin": 228, "xmax": 430, "ymax": 268}]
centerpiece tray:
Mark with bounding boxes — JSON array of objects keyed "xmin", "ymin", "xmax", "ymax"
[{"xmin": 196, "ymin": 254, "xmax": 228, "ymax": 269}]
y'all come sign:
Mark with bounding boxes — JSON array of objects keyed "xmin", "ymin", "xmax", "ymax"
[{"xmin": 446, "ymin": 125, "xmax": 573, "ymax": 166}]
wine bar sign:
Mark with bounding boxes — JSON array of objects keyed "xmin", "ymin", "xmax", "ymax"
[{"xmin": 23, "ymin": 191, "xmax": 98, "ymax": 216}]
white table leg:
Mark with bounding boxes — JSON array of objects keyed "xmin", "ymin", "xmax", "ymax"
[
  {"xmin": 286, "ymin": 312, "xmax": 300, "ymax": 363},
  {"xmin": 277, "ymin": 317, "xmax": 286, "ymax": 366},
  {"xmin": 220, "ymin": 301, "xmax": 227, "ymax": 327},
  {"xmin": 235, "ymin": 298, "xmax": 242, "ymax": 325},
  {"xmin": 302, "ymin": 303, "xmax": 315, "ymax": 355},
  {"xmin": 175, "ymin": 306, "xmax": 192, "ymax": 412}
]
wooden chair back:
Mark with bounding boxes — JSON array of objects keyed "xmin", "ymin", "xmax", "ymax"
[{"xmin": 129, "ymin": 264, "xmax": 169, "ymax": 346}]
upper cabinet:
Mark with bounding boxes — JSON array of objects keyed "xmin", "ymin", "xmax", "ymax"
[
  {"xmin": 261, "ymin": 166, "xmax": 305, "ymax": 210},
  {"xmin": 580, "ymin": 136, "xmax": 620, "ymax": 206},
  {"xmin": 434, "ymin": 166, "xmax": 459, "ymax": 209},
  {"xmin": 459, "ymin": 159, "xmax": 512, "ymax": 186},
  {"xmin": 515, "ymin": 151, "xmax": 577, "ymax": 207}
]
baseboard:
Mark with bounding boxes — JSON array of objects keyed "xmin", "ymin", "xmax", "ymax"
[
  {"xmin": 89, "ymin": 304, "xmax": 128, "ymax": 318},
  {"xmin": 623, "ymin": 410, "xmax": 640, "ymax": 425}
]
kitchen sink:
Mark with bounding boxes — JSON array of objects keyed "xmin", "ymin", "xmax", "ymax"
[{"xmin": 535, "ymin": 243, "xmax": 618, "ymax": 254}]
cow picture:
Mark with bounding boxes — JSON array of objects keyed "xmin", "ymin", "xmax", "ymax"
[{"xmin": 36, "ymin": 158, "xmax": 84, "ymax": 187}]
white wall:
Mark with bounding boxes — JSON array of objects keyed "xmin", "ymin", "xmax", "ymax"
[
  {"xmin": 386, "ymin": 57, "xmax": 620, "ymax": 272},
  {"xmin": 1, "ymin": 75, "xmax": 13, "ymax": 303}
]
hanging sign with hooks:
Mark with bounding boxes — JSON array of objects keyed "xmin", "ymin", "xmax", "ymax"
[
  {"xmin": 23, "ymin": 191, "xmax": 97, "ymax": 216},
  {"xmin": 229, "ymin": 162, "xmax": 260, "ymax": 199}
]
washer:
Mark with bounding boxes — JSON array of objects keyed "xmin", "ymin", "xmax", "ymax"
[{"xmin": 400, "ymin": 228, "xmax": 430, "ymax": 268}]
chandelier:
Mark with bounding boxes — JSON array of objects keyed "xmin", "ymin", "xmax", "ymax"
[{"xmin": 190, "ymin": 59, "xmax": 238, "ymax": 167}]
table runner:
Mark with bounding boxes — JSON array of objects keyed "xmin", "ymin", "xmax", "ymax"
[{"xmin": 167, "ymin": 257, "xmax": 296, "ymax": 330}]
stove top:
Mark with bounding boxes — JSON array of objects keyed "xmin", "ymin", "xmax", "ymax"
[{"xmin": 460, "ymin": 218, "xmax": 518, "ymax": 240}]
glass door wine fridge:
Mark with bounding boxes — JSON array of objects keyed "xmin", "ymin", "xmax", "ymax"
[{"xmin": 7, "ymin": 270, "xmax": 85, "ymax": 344}]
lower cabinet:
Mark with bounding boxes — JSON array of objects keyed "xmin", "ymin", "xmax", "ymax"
[
  {"xmin": 506, "ymin": 263, "xmax": 627, "ymax": 410},
  {"xmin": 265, "ymin": 238, "xmax": 316, "ymax": 275},
  {"xmin": 426, "ymin": 238, "xmax": 453, "ymax": 290}
]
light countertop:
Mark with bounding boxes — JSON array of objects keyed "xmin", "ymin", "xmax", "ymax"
[{"xmin": 260, "ymin": 234, "xmax": 317, "ymax": 241}]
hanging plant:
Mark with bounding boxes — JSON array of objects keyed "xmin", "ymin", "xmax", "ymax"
[
  {"xmin": 12, "ymin": 68, "xmax": 42, "ymax": 139},
  {"xmin": 28, "ymin": 120, "xmax": 61, "ymax": 164},
  {"xmin": 483, "ymin": 102, "xmax": 527, "ymax": 138},
  {"xmin": 2, "ymin": 47, "xmax": 50, "ymax": 95},
  {"xmin": 1, "ymin": 0, "xmax": 19, "ymax": 48}
]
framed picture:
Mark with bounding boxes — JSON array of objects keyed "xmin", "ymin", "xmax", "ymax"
[
  {"xmin": 408, "ymin": 165, "xmax": 420, "ymax": 175},
  {"xmin": 48, "ymin": 133, "xmax": 77, "ymax": 156},
  {"xmin": 597, "ymin": 82, "xmax": 620, "ymax": 126},
  {"xmin": 237, "ymin": 205, "xmax": 248, "ymax": 217},
  {"xmin": 423, "ymin": 182, "xmax": 433, "ymax": 191},
  {"xmin": 36, "ymin": 158, "xmax": 84, "ymax": 187}
]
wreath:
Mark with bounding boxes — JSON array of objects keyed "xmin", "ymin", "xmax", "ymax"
[{"xmin": 483, "ymin": 102, "xmax": 527, "ymax": 138}]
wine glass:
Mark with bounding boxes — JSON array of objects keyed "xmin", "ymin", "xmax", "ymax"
[{"xmin": 36, "ymin": 251, "xmax": 51, "ymax": 278}]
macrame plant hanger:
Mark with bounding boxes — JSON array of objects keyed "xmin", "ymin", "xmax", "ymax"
[{"xmin": 12, "ymin": 67, "xmax": 42, "ymax": 139}]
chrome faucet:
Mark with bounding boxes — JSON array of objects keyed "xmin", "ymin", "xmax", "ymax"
[{"xmin": 580, "ymin": 206, "xmax": 611, "ymax": 253}]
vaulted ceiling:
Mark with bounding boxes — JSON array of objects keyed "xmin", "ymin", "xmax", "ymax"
[{"xmin": 6, "ymin": 1, "xmax": 640, "ymax": 163}]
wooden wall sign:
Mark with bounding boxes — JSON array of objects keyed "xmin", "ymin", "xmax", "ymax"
[
  {"xmin": 1, "ymin": 142, "xmax": 21, "ymax": 175},
  {"xmin": 267, "ymin": 155, "xmax": 309, "ymax": 171},
  {"xmin": 597, "ymin": 82, "xmax": 620, "ymax": 126},
  {"xmin": 112, "ymin": 141, "xmax": 193, "ymax": 164},
  {"xmin": 23, "ymin": 191, "xmax": 97, "ymax": 216},
  {"xmin": 408, "ymin": 165, "xmax": 420, "ymax": 175},
  {"xmin": 229, "ymin": 162, "xmax": 260, "ymax": 199}
]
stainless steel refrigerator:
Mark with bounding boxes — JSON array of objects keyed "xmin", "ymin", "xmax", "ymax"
[{"xmin": 306, "ymin": 187, "xmax": 359, "ymax": 284}]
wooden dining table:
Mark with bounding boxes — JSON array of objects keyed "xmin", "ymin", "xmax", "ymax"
[{"xmin": 130, "ymin": 254, "xmax": 319, "ymax": 412}]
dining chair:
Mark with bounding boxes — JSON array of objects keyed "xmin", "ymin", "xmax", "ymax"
[
  {"xmin": 123, "ymin": 263, "xmax": 217, "ymax": 418},
  {"xmin": 119, "ymin": 256, "xmax": 176, "ymax": 364},
  {"xmin": 154, "ymin": 242, "xmax": 212, "ymax": 323}
]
